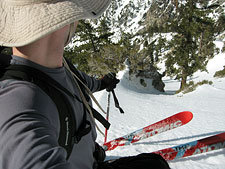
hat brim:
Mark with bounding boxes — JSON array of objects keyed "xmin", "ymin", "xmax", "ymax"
[{"xmin": 0, "ymin": 0, "xmax": 111, "ymax": 47}]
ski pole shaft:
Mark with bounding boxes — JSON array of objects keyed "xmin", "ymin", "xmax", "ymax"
[{"xmin": 104, "ymin": 92, "xmax": 111, "ymax": 143}]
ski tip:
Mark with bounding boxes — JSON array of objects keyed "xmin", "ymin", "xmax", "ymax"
[{"xmin": 177, "ymin": 111, "xmax": 193, "ymax": 124}]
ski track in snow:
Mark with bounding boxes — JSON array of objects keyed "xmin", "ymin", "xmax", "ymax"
[{"xmin": 93, "ymin": 42, "xmax": 225, "ymax": 169}]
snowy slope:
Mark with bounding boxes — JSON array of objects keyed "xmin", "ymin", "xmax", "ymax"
[{"xmin": 93, "ymin": 41, "xmax": 225, "ymax": 169}]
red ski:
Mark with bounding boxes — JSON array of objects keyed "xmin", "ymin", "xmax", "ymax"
[
  {"xmin": 103, "ymin": 111, "xmax": 193, "ymax": 151},
  {"xmin": 153, "ymin": 132, "xmax": 225, "ymax": 161}
]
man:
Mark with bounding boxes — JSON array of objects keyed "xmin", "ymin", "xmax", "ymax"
[{"xmin": 0, "ymin": 0, "xmax": 170, "ymax": 169}]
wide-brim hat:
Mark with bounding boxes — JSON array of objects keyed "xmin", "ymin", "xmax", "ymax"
[{"xmin": 0, "ymin": 0, "xmax": 111, "ymax": 47}]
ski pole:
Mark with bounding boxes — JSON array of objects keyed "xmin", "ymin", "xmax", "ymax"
[{"xmin": 104, "ymin": 92, "xmax": 111, "ymax": 143}]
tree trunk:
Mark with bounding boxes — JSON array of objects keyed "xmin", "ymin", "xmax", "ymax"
[
  {"xmin": 175, "ymin": 0, "xmax": 178, "ymax": 11},
  {"xmin": 199, "ymin": 32, "xmax": 203, "ymax": 57},
  {"xmin": 180, "ymin": 70, "xmax": 187, "ymax": 90},
  {"xmin": 172, "ymin": 0, "xmax": 179, "ymax": 13}
]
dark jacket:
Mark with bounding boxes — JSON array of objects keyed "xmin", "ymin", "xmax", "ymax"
[{"xmin": 0, "ymin": 55, "xmax": 101, "ymax": 169}]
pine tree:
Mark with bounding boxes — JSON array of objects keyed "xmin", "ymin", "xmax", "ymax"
[
  {"xmin": 97, "ymin": 17, "xmax": 114, "ymax": 45},
  {"xmin": 64, "ymin": 19, "xmax": 116, "ymax": 75},
  {"xmin": 215, "ymin": 14, "xmax": 225, "ymax": 35},
  {"xmin": 87, "ymin": 17, "xmax": 128, "ymax": 76},
  {"xmin": 89, "ymin": 44, "xmax": 127, "ymax": 76},
  {"xmin": 164, "ymin": 0, "xmax": 216, "ymax": 90},
  {"xmin": 64, "ymin": 20, "xmax": 98, "ymax": 73},
  {"xmin": 118, "ymin": 32, "xmax": 140, "ymax": 74}
]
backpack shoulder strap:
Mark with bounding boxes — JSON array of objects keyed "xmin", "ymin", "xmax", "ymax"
[{"xmin": 63, "ymin": 58, "xmax": 110, "ymax": 130}]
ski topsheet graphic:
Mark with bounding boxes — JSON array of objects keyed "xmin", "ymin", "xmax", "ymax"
[
  {"xmin": 152, "ymin": 131, "xmax": 225, "ymax": 161},
  {"xmin": 103, "ymin": 111, "xmax": 193, "ymax": 151}
]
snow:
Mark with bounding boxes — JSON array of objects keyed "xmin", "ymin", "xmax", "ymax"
[{"xmin": 93, "ymin": 41, "xmax": 225, "ymax": 169}]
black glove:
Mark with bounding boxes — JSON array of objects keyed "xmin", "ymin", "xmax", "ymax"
[
  {"xmin": 98, "ymin": 153, "xmax": 170, "ymax": 169},
  {"xmin": 100, "ymin": 72, "xmax": 120, "ymax": 92}
]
